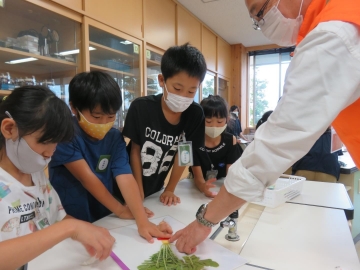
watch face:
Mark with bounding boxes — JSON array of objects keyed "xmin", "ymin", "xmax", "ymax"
[{"xmin": 196, "ymin": 204, "xmax": 206, "ymax": 218}]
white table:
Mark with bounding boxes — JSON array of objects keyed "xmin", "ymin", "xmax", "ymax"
[
  {"xmin": 240, "ymin": 203, "xmax": 360, "ymax": 270},
  {"xmin": 287, "ymin": 180, "xmax": 354, "ymax": 220},
  {"xmin": 92, "ymin": 179, "xmax": 222, "ymax": 235},
  {"xmin": 28, "ymin": 179, "xmax": 359, "ymax": 270},
  {"xmin": 29, "ymin": 179, "xmax": 253, "ymax": 270}
]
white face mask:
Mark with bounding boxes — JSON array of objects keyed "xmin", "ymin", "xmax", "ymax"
[
  {"xmin": 232, "ymin": 111, "xmax": 239, "ymax": 117},
  {"xmin": 163, "ymin": 83, "xmax": 194, "ymax": 113},
  {"xmin": 4, "ymin": 111, "xmax": 51, "ymax": 174},
  {"xmin": 260, "ymin": 0, "xmax": 304, "ymax": 47},
  {"xmin": 6, "ymin": 138, "xmax": 51, "ymax": 174},
  {"xmin": 205, "ymin": 124, "xmax": 227, "ymax": 138}
]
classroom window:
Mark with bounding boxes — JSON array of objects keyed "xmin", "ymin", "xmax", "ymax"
[
  {"xmin": 202, "ymin": 73, "xmax": 215, "ymax": 100},
  {"xmin": 248, "ymin": 48, "xmax": 294, "ymax": 127}
]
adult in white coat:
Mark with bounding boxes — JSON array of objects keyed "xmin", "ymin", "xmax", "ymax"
[{"xmin": 170, "ymin": 0, "xmax": 360, "ymax": 254}]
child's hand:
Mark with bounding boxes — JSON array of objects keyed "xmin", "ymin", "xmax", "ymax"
[
  {"xmin": 138, "ymin": 221, "xmax": 173, "ymax": 243},
  {"xmin": 157, "ymin": 220, "xmax": 173, "ymax": 234},
  {"xmin": 160, "ymin": 190, "xmax": 181, "ymax": 206},
  {"xmin": 70, "ymin": 220, "xmax": 115, "ymax": 261},
  {"xmin": 198, "ymin": 178, "xmax": 217, "ymax": 198},
  {"xmin": 117, "ymin": 205, "xmax": 135, "ymax": 219},
  {"xmin": 144, "ymin": 207, "xmax": 154, "ymax": 218}
]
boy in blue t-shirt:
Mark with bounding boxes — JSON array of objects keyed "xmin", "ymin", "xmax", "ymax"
[{"xmin": 50, "ymin": 71, "xmax": 172, "ymax": 242}]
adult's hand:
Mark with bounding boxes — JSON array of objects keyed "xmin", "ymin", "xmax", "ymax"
[{"xmin": 169, "ymin": 220, "xmax": 211, "ymax": 254}]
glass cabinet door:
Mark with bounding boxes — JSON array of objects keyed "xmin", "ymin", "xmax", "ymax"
[
  {"xmin": 89, "ymin": 26, "xmax": 141, "ymax": 129},
  {"xmin": 218, "ymin": 77, "xmax": 229, "ymax": 102},
  {"xmin": 0, "ymin": 0, "xmax": 81, "ymax": 105},
  {"xmin": 202, "ymin": 72, "xmax": 216, "ymax": 100},
  {"xmin": 146, "ymin": 49, "xmax": 162, "ymax": 96}
]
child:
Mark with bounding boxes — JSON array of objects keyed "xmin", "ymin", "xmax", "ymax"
[
  {"xmin": 256, "ymin": 110, "xmax": 273, "ymax": 130},
  {"xmin": 121, "ymin": 43, "xmax": 207, "ymax": 206},
  {"xmin": 292, "ymin": 127, "xmax": 341, "ymax": 182},
  {"xmin": 189, "ymin": 95, "xmax": 243, "ymax": 197},
  {"xmin": 0, "ymin": 86, "xmax": 115, "ymax": 270},
  {"xmin": 49, "ymin": 71, "xmax": 172, "ymax": 242},
  {"xmin": 227, "ymin": 105, "xmax": 247, "ymax": 141}
]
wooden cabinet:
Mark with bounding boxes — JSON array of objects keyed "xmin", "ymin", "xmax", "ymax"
[
  {"xmin": 3, "ymin": 1, "xmax": 234, "ymax": 106},
  {"xmin": 177, "ymin": 5, "xmax": 201, "ymax": 50},
  {"xmin": 51, "ymin": 0, "xmax": 83, "ymax": 11},
  {"xmin": 0, "ymin": 0, "xmax": 81, "ymax": 105},
  {"xmin": 144, "ymin": 0, "xmax": 176, "ymax": 50},
  {"xmin": 146, "ymin": 48, "xmax": 163, "ymax": 96},
  {"xmin": 202, "ymin": 26, "xmax": 217, "ymax": 72},
  {"xmin": 87, "ymin": 24, "xmax": 142, "ymax": 129},
  {"xmin": 218, "ymin": 76, "xmax": 229, "ymax": 102},
  {"xmin": 84, "ymin": 0, "xmax": 143, "ymax": 39},
  {"xmin": 218, "ymin": 38, "xmax": 231, "ymax": 78}
]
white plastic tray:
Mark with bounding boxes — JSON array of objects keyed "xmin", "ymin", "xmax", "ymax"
[{"xmin": 253, "ymin": 174, "xmax": 306, "ymax": 208}]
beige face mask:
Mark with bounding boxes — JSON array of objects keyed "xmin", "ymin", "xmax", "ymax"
[
  {"xmin": 77, "ymin": 110, "xmax": 114, "ymax": 140},
  {"xmin": 205, "ymin": 124, "xmax": 227, "ymax": 138}
]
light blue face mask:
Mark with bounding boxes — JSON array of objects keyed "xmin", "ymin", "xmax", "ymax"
[{"xmin": 5, "ymin": 111, "xmax": 50, "ymax": 174}]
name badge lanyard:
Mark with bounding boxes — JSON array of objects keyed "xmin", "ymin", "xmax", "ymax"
[
  {"xmin": 26, "ymin": 192, "xmax": 50, "ymax": 230},
  {"xmin": 204, "ymin": 148, "xmax": 218, "ymax": 180},
  {"xmin": 178, "ymin": 131, "xmax": 194, "ymax": 166}
]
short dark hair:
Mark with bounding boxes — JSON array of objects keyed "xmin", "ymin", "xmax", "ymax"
[
  {"xmin": 256, "ymin": 110, "xmax": 273, "ymax": 130},
  {"xmin": 230, "ymin": 105, "xmax": 238, "ymax": 112},
  {"xmin": 200, "ymin": 95, "xmax": 228, "ymax": 119},
  {"xmin": 0, "ymin": 86, "xmax": 74, "ymax": 149},
  {"xmin": 69, "ymin": 71, "xmax": 122, "ymax": 115},
  {"xmin": 161, "ymin": 43, "xmax": 207, "ymax": 83}
]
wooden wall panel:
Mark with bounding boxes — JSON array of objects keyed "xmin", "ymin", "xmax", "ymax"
[
  {"xmin": 217, "ymin": 38, "xmax": 231, "ymax": 78},
  {"xmin": 177, "ymin": 5, "xmax": 201, "ymax": 50},
  {"xmin": 231, "ymin": 44, "xmax": 248, "ymax": 130},
  {"xmin": 202, "ymin": 26, "xmax": 217, "ymax": 72},
  {"xmin": 144, "ymin": 0, "xmax": 176, "ymax": 50},
  {"xmin": 84, "ymin": 0, "xmax": 143, "ymax": 38}
]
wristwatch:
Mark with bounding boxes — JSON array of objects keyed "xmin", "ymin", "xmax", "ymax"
[{"xmin": 196, "ymin": 204, "xmax": 218, "ymax": 227}]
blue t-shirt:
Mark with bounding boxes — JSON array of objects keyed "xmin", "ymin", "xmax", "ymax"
[{"xmin": 49, "ymin": 119, "xmax": 132, "ymax": 222}]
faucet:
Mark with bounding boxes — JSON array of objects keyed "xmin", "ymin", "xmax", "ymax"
[{"xmin": 220, "ymin": 210, "xmax": 240, "ymax": 242}]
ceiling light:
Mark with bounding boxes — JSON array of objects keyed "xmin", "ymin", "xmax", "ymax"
[
  {"xmin": 5, "ymin": 57, "xmax": 38, "ymax": 64},
  {"xmin": 120, "ymin": 40, "xmax": 133, "ymax": 45},
  {"xmin": 201, "ymin": 0, "xmax": 219, "ymax": 3},
  {"xmin": 58, "ymin": 47, "xmax": 96, "ymax": 56}
]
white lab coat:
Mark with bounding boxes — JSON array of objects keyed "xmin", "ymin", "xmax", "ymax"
[{"xmin": 225, "ymin": 21, "xmax": 360, "ymax": 202}]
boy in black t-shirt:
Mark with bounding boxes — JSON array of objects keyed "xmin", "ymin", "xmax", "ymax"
[
  {"xmin": 122, "ymin": 43, "xmax": 207, "ymax": 206},
  {"xmin": 189, "ymin": 95, "xmax": 243, "ymax": 198}
]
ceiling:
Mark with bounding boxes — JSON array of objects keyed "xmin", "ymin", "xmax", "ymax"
[{"xmin": 177, "ymin": 0, "xmax": 272, "ymax": 47}]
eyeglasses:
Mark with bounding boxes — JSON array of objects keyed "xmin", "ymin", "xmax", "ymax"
[{"xmin": 251, "ymin": 0, "xmax": 271, "ymax": 30}]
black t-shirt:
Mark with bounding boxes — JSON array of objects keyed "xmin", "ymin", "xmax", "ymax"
[
  {"xmin": 190, "ymin": 132, "xmax": 242, "ymax": 180},
  {"xmin": 122, "ymin": 94, "xmax": 205, "ymax": 197}
]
